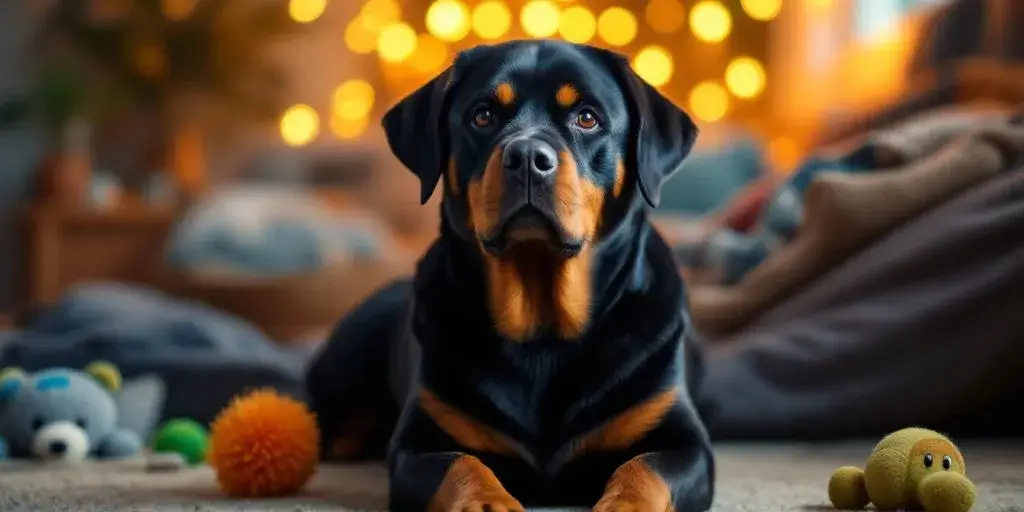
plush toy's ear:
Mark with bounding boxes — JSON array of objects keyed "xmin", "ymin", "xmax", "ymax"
[
  {"xmin": 595, "ymin": 49, "xmax": 698, "ymax": 208},
  {"xmin": 0, "ymin": 367, "xmax": 26, "ymax": 401},
  {"xmin": 85, "ymin": 361, "xmax": 122, "ymax": 392},
  {"xmin": 381, "ymin": 52, "xmax": 473, "ymax": 205}
]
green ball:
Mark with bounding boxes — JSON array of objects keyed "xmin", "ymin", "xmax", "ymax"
[{"xmin": 152, "ymin": 418, "xmax": 209, "ymax": 465}]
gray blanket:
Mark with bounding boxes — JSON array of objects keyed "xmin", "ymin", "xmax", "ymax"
[
  {"xmin": 702, "ymin": 170, "xmax": 1024, "ymax": 439},
  {"xmin": 0, "ymin": 284, "xmax": 314, "ymax": 430}
]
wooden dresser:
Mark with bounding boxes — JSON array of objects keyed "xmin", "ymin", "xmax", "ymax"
[
  {"xmin": 20, "ymin": 202, "xmax": 413, "ymax": 342},
  {"xmin": 23, "ymin": 204, "xmax": 179, "ymax": 304}
]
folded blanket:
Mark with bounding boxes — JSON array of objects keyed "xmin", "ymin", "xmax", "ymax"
[{"xmin": 689, "ymin": 114, "xmax": 1024, "ymax": 337}]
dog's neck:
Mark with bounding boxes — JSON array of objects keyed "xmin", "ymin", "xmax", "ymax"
[{"xmin": 418, "ymin": 208, "xmax": 679, "ymax": 343}]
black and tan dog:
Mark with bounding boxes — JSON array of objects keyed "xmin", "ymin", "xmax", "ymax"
[{"xmin": 306, "ymin": 40, "xmax": 714, "ymax": 512}]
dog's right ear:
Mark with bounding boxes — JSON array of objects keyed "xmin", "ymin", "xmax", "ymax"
[{"xmin": 382, "ymin": 54, "xmax": 472, "ymax": 205}]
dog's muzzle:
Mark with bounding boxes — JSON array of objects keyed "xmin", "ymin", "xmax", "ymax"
[{"xmin": 481, "ymin": 135, "xmax": 583, "ymax": 258}]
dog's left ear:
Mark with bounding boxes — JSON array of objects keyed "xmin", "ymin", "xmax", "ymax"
[
  {"xmin": 596, "ymin": 49, "xmax": 698, "ymax": 208},
  {"xmin": 382, "ymin": 51, "xmax": 478, "ymax": 205}
]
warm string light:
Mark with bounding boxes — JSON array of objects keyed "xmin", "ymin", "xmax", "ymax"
[
  {"xmin": 280, "ymin": 104, "xmax": 320, "ymax": 147},
  {"xmin": 521, "ymin": 0, "xmax": 561, "ymax": 38},
  {"xmin": 740, "ymin": 0, "xmax": 783, "ymax": 22},
  {"xmin": 689, "ymin": 0, "xmax": 732, "ymax": 43},
  {"xmin": 289, "ymin": 0, "xmax": 327, "ymax": 23},
  {"xmin": 281, "ymin": 0, "xmax": 784, "ymax": 144},
  {"xmin": 633, "ymin": 46, "xmax": 673, "ymax": 87},
  {"xmin": 688, "ymin": 81, "xmax": 729, "ymax": 123},
  {"xmin": 596, "ymin": 7, "xmax": 638, "ymax": 47},
  {"xmin": 725, "ymin": 57, "xmax": 767, "ymax": 99},
  {"xmin": 472, "ymin": 1, "xmax": 512, "ymax": 39},
  {"xmin": 558, "ymin": 6, "xmax": 596, "ymax": 44},
  {"xmin": 426, "ymin": 0, "xmax": 472, "ymax": 42}
]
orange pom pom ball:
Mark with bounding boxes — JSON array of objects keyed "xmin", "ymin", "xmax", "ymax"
[{"xmin": 207, "ymin": 388, "xmax": 320, "ymax": 498}]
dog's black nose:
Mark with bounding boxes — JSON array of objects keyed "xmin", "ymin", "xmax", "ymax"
[
  {"xmin": 50, "ymin": 440, "xmax": 67, "ymax": 454},
  {"xmin": 503, "ymin": 138, "xmax": 558, "ymax": 176}
]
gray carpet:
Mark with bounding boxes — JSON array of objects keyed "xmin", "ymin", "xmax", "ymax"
[{"xmin": 1, "ymin": 443, "xmax": 1021, "ymax": 511}]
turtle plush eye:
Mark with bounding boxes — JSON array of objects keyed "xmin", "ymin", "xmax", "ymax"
[
  {"xmin": 923, "ymin": 453, "xmax": 934, "ymax": 468},
  {"xmin": 942, "ymin": 455, "xmax": 952, "ymax": 470}
]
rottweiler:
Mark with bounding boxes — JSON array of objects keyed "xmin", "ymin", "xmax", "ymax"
[{"xmin": 306, "ymin": 40, "xmax": 714, "ymax": 512}]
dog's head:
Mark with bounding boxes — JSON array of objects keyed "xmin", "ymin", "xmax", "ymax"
[{"xmin": 383, "ymin": 41, "xmax": 697, "ymax": 341}]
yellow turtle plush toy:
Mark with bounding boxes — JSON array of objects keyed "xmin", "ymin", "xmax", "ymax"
[{"xmin": 828, "ymin": 427, "xmax": 976, "ymax": 512}]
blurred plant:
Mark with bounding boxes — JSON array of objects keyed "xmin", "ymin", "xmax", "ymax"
[
  {"xmin": 1, "ymin": 0, "xmax": 313, "ymax": 143},
  {"xmin": 0, "ymin": 61, "xmax": 105, "ymax": 136},
  {"xmin": 40, "ymin": 0, "xmax": 311, "ymax": 126}
]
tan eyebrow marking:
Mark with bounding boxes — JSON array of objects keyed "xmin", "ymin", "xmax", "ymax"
[
  {"xmin": 556, "ymin": 84, "xmax": 580, "ymax": 108},
  {"xmin": 495, "ymin": 83, "xmax": 515, "ymax": 105}
]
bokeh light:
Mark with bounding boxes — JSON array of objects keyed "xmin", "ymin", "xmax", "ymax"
[
  {"xmin": 161, "ymin": 0, "xmax": 196, "ymax": 21},
  {"xmin": 410, "ymin": 34, "xmax": 450, "ymax": 74},
  {"xmin": 688, "ymin": 81, "xmax": 729, "ymax": 123},
  {"xmin": 426, "ymin": 0, "xmax": 471, "ymax": 42},
  {"xmin": 725, "ymin": 56, "xmax": 766, "ymax": 99},
  {"xmin": 740, "ymin": 0, "xmax": 782, "ymax": 21},
  {"xmin": 332, "ymin": 80, "xmax": 376, "ymax": 121},
  {"xmin": 280, "ymin": 104, "xmax": 320, "ymax": 147},
  {"xmin": 632, "ymin": 46, "xmax": 673, "ymax": 87},
  {"xmin": 288, "ymin": 0, "xmax": 327, "ymax": 23},
  {"xmin": 345, "ymin": 18, "xmax": 378, "ymax": 54},
  {"xmin": 377, "ymin": 22, "xmax": 418, "ymax": 63},
  {"xmin": 689, "ymin": 0, "xmax": 732, "ymax": 43},
  {"xmin": 331, "ymin": 115, "xmax": 370, "ymax": 140},
  {"xmin": 597, "ymin": 7, "xmax": 638, "ymax": 47},
  {"xmin": 472, "ymin": 1, "xmax": 512, "ymax": 40},
  {"xmin": 359, "ymin": 0, "xmax": 402, "ymax": 32},
  {"xmin": 645, "ymin": 0, "xmax": 686, "ymax": 34},
  {"xmin": 559, "ymin": 6, "xmax": 597, "ymax": 44},
  {"xmin": 521, "ymin": 0, "xmax": 561, "ymax": 38}
]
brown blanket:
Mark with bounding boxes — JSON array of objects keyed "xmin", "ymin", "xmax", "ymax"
[{"xmin": 690, "ymin": 112, "xmax": 1024, "ymax": 338}]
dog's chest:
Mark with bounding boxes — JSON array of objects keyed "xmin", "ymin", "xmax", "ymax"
[{"xmin": 471, "ymin": 348, "xmax": 610, "ymax": 459}]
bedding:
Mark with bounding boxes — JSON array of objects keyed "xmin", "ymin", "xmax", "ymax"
[
  {"xmin": 0, "ymin": 283, "xmax": 313, "ymax": 428},
  {"xmin": 166, "ymin": 185, "xmax": 391, "ymax": 276},
  {"xmin": 685, "ymin": 111, "xmax": 1022, "ymax": 336},
  {"xmin": 701, "ymin": 169, "xmax": 1024, "ymax": 439}
]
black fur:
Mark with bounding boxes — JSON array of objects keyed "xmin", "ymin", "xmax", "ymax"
[{"xmin": 307, "ymin": 40, "xmax": 713, "ymax": 512}]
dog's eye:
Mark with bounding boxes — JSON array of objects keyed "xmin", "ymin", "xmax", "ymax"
[
  {"xmin": 31, "ymin": 417, "xmax": 44, "ymax": 431},
  {"xmin": 471, "ymin": 107, "xmax": 495, "ymax": 128},
  {"xmin": 75, "ymin": 418, "xmax": 87, "ymax": 429},
  {"xmin": 575, "ymin": 109, "xmax": 599, "ymax": 130}
]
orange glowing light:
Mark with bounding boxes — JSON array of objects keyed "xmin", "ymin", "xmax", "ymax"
[{"xmin": 596, "ymin": 7, "xmax": 638, "ymax": 47}]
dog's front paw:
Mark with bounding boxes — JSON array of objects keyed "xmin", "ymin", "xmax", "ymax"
[
  {"xmin": 432, "ymin": 455, "xmax": 525, "ymax": 512},
  {"xmin": 593, "ymin": 496, "xmax": 664, "ymax": 512},
  {"xmin": 593, "ymin": 456, "xmax": 672, "ymax": 512},
  {"xmin": 449, "ymin": 493, "xmax": 525, "ymax": 512}
]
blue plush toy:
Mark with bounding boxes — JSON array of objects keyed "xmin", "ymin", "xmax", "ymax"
[{"xmin": 0, "ymin": 362, "xmax": 142, "ymax": 461}]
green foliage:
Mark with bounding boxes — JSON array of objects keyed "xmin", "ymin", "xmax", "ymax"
[
  {"xmin": 0, "ymin": 62, "xmax": 88, "ymax": 132},
  {"xmin": 19, "ymin": 0, "xmax": 314, "ymax": 129}
]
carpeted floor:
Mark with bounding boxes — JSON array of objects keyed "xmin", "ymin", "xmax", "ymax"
[{"xmin": 1, "ymin": 443, "xmax": 1021, "ymax": 511}]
